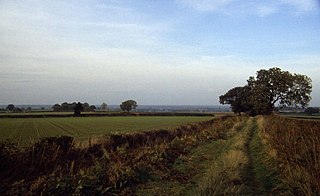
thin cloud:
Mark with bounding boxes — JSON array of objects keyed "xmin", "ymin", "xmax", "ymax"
[
  {"xmin": 281, "ymin": 0, "xmax": 319, "ymax": 12},
  {"xmin": 256, "ymin": 6, "xmax": 278, "ymax": 17},
  {"xmin": 178, "ymin": 0, "xmax": 234, "ymax": 12},
  {"xmin": 0, "ymin": 1, "xmax": 319, "ymax": 105},
  {"xmin": 178, "ymin": 0, "xmax": 319, "ymax": 16}
]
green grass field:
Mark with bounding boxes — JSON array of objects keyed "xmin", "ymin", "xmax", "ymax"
[
  {"xmin": 279, "ymin": 113, "xmax": 320, "ymax": 121},
  {"xmin": 0, "ymin": 116, "xmax": 213, "ymax": 143}
]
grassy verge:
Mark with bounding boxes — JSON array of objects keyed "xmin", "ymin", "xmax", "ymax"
[
  {"xmin": 194, "ymin": 118, "xmax": 250, "ymax": 195},
  {"xmin": 136, "ymin": 138, "xmax": 236, "ymax": 195},
  {"xmin": 244, "ymin": 117, "xmax": 281, "ymax": 195},
  {"xmin": 135, "ymin": 116, "xmax": 248, "ymax": 195},
  {"xmin": 194, "ymin": 117, "xmax": 280, "ymax": 195}
]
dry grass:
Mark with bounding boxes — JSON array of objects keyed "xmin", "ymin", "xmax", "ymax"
[
  {"xmin": 195, "ymin": 118, "xmax": 251, "ymax": 195},
  {"xmin": 196, "ymin": 150, "xmax": 248, "ymax": 195},
  {"xmin": 260, "ymin": 115, "xmax": 320, "ymax": 195}
]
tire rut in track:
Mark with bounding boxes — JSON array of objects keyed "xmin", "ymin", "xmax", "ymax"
[
  {"xmin": 46, "ymin": 120, "xmax": 77, "ymax": 136},
  {"xmin": 243, "ymin": 118, "xmax": 268, "ymax": 195}
]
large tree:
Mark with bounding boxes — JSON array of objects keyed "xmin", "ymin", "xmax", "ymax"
[
  {"xmin": 220, "ymin": 67, "xmax": 312, "ymax": 116},
  {"xmin": 248, "ymin": 67, "xmax": 312, "ymax": 114},
  {"xmin": 120, "ymin": 100, "xmax": 137, "ymax": 112}
]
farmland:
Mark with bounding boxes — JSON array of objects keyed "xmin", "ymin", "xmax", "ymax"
[
  {"xmin": 1, "ymin": 115, "xmax": 320, "ymax": 195},
  {"xmin": 280, "ymin": 113, "xmax": 320, "ymax": 121},
  {"xmin": 0, "ymin": 116, "xmax": 213, "ymax": 144}
]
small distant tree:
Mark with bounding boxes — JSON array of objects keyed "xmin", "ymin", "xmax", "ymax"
[
  {"xmin": 52, "ymin": 104, "xmax": 61, "ymax": 111},
  {"xmin": 89, "ymin": 105, "xmax": 96, "ymax": 112},
  {"xmin": 305, "ymin": 107, "xmax": 319, "ymax": 116},
  {"xmin": 74, "ymin": 102, "xmax": 84, "ymax": 116},
  {"xmin": 71, "ymin": 102, "xmax": 77, "ymax": 111},
  {"xmin": 13, "ymin": 107, "xmax": 22, "ymax": 113},
  {"xmin": 101, "ymin": 102, "xmax": 108, "ymax": 111},
  {"xmin": 83, "ymin": 102, "xmax": 91, "ymax": 112},
  {"xmin": 120, "ymin": 100, "xmax": 137, "ymax": 112},
  {"xmin": 6, "ymin": 104, "xmax": 15, "ymax": 111},
  {"xmin": 61, "ymin": 102, "xmax": 69, "ymax": 111},
  {"xmin": 83, "ymin": 102, "xmax": 90, "ymax": 108}
]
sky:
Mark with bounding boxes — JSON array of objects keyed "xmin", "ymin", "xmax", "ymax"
[{"xmin": 1, "ymin": 0, "xmax": 320, "ymax": 106}]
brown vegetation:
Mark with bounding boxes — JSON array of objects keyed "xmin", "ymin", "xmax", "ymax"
[
  {"xmin": 0, "ymin": 116, "xmax": 235, "ymax": 195},
  {"xmin": 260, "ymin": 115, "xmax": 320, "ymax": 195}
]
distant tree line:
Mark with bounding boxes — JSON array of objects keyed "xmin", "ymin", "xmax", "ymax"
[
  {"xmin": 2, "ymin": 99, "xmax": 140, "ymax": 114},
  {"xmin": 3, "ymin": 104, "xmax": 37, "ymax": 113},
  {"xmin": 50, "ymin": 100, "xmax": 138, "ymax": 114},
  {"xmin": 305, "ymin": 107, "xmax": 319, "ymax": 116},
  {"xmin": 52, "ymin": 102, "xmax": 96, "ymax": 112},
  {"xmin": 219, "ymin": 67, "xmax": 313, "ymax": 116}
]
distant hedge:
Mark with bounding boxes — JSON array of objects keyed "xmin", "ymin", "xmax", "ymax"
[{"xmin": 0, "ymin": 112, "xmax": 214, "ymax": 118}]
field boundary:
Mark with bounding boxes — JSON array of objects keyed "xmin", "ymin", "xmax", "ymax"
[{"xmin": 0, "ymin": 112, "xmax": 215, "ymax": 118}]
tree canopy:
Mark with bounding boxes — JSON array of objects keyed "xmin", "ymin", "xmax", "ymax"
[
  {"xmin": 100, "ymin": 102, "xmax": 107, "ymax": 111},
  {"xmin": 74, "ymin": 102, "xmax": 84, "ymax": 116},
  {"xmin": 120, "ymin": 100, "xmax": 137, "ymax": 112},
  {"xmin": 6, "ymin": 104, "xmax": 15, "ymax": 111},
  {"xmin": 52, "ymin": 102, "xmax": 96, "ymax": 112},
  {"xmin": 219, "ymin": 86, "xmax": 252, "ymax": 116},
  {"xmin": 220, "ymin": 67, "xmax": 312, "ymax": 116}
]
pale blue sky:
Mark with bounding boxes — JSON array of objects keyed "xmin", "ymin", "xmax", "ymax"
[{"xmin": 1, "ymin": 0, "xmax": 320, "ymax": 106}]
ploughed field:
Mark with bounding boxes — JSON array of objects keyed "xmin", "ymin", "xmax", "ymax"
[{"xmin": 0, "ymin": 116, "xmax": 213, "ymax": 144}]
